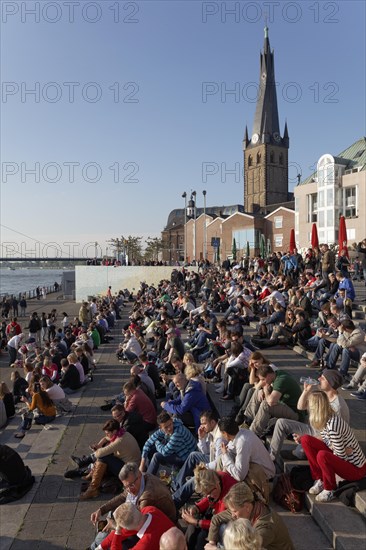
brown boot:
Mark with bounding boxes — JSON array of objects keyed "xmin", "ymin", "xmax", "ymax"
[
  {"xmin": 79, "ymin": 462, "xmax": 107, "ymax": 500},
  {"xmin": 82, "ymin": 469, "xmax": 93, "ymax": 481}
]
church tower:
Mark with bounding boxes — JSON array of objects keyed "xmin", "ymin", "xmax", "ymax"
[{"xmin": 243, "ymin": 27, "xmax": 289, "ymax": 213}]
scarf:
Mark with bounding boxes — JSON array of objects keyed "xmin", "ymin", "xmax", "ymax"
[{"xmin": 110, "ymin": 427, "xmax": 126, "ymax": 443}]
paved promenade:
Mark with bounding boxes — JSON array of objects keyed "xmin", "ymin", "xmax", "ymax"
[{"xmin": 0, "ymin": 287, "xmax": 365, "ymax": 549}]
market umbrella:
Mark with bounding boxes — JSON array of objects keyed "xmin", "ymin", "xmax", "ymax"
[
  {"xmin": 311, "ymin": 223, "xmax": 319, "ymax": 250},
  {"xmin": 338, "ymin": 215, "xmax": 349, "ymax": 257},
  {"xmin": 232, "ymin": 238, "xmax": 237, "ymax": 261},
  {"xmin": 260, "ymin": 234, "xmax": 266, "ymax": 259},
  {"xmin": 289, "ymin": 229, "xmax": 296, "ymax": 253}
]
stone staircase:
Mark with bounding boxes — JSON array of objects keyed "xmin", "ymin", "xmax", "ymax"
[{"xmin": 243, "ymin": 281, "xmax": 366, "ymax": 549}]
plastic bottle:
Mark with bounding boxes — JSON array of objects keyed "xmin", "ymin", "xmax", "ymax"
[{"xmin": 300, "ymin": 377, "xmax": 319, "ymax": 385}]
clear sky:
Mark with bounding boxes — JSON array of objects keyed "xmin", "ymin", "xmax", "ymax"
[{"xmin": 1, "ymin": 0, "xmax": 365, "ymax": 259}]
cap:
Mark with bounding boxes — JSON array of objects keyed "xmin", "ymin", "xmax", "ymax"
[{"xmin": 321, "ymin": 369, "xmax": 343, "ymax": 390}]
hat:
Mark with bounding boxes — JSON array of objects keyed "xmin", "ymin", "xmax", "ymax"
[{"xmin": 321, "ymin": 369, "xmax": 343, "ymax": 390}]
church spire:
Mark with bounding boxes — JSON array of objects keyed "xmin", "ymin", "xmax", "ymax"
[{"xmin": 251, "ymin": 26, "xmax": 283, "ymax": 146}]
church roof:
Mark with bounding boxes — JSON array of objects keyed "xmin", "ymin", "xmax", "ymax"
[
  {"xmin": 298, "ymin": 137, "xmax": 366, "ymax": 186},
  {"xmin": 164, "ymin": 205, "xmax": 244, "ymax": 230}
]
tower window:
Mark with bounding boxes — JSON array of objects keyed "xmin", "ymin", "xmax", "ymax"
[
  {"xmin": 248, "ymin": 155, "xmax": 252, "ymax": 167},
  {"xmin": 256, "ymin": 152, "xmax": 261, "ymax": 164}
]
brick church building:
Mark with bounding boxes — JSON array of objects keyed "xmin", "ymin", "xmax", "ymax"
[{"xmin": 161, "ymin": 27, "xmax": 295, "ymax": 263}]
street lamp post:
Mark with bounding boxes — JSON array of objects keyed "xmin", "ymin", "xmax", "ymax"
[
  {"xmin": 203, "ymin": 190, "xmax": 207, "ymax": 261},
  {"xmin": 192, "ymin": 191, "xmax": 197, "ymax": 263},
  {"xmin": 182, "ymin": 192, "xmax": 187, "ymax": 263}
]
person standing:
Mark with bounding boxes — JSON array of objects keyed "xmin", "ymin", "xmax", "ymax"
[{"xmin": 7, "ymin": 333, "xmax": 24, "ymax": 366}]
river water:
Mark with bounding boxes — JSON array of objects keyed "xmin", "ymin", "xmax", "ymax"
[{"xmin": 0, "ymin": 268, "xmax": 67, "ymax": 297}]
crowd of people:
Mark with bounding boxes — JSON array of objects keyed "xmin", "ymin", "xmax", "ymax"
[
  {"xmin": 1, "ymin": 242, "xmax": 366, "ymax": 549},
  {"xmin": 0, "ymin": 293, "xmax": 129, "ymax": 433}
]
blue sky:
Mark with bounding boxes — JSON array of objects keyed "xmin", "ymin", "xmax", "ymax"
[{"xmin": 1, "ymin": 0, "xmax": 365, "ymax": 258}]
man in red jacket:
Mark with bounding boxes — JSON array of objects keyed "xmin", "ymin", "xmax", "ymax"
[{"xmin": 99, "ymin": 503, "xmax": 174, "ymax": 550}]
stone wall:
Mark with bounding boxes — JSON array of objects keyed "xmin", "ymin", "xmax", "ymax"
[{"xmin": 75, "ymin": 266, "xmax": 197, "ymax": 302}]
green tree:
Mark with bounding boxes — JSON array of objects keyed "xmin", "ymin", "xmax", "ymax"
[{"xmin": 144, "ymin": 237, "xmax": 167, "ymax": 262}]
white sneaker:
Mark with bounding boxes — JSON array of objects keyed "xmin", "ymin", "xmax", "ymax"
[
  {"xmin": 309, "ymin": 479, "xmax": 324, "ymax": 495},
  {"xmin": 316, "ymin": 489, "xmax": 335, "ymax": 502}
]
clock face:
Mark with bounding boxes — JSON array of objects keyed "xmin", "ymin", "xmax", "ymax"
[
  {"xmin": 252, "ymin": 133, "xmax": 259, "ymax": 144},
  {"xmin": 273, "ymin": 132, "xmax": 281, "ymax": 142}
]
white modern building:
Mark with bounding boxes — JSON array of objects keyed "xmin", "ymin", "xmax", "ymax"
[{"xmin": 294, "ymin": 137, "xmax": 366, "ymax": 248}]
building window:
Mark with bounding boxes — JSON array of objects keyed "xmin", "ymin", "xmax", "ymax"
[
  {"xmin": 248, "ymin": 155, "xmax": 252, "ymax": 167},
  {"xmin": 347, "ymin": 228, "xmax": 356, "ymax": 240},
  {"xmin": 307, "ymin": 193, "xmax": 317, "ymax": 223},
  {"xmin": 274, "ymin": 234, "xmax": 283, "ymax": 247},
  {"xmin": 256, "ymin": 152, "xmax": 261, "ymax": 164},
  {"xmin": 344, "ymin": 187, "xmax": 357, "ymax": 218},
  {"xmin": 274, "ymin": 216, "xmax": 283, "ymax": 229}
]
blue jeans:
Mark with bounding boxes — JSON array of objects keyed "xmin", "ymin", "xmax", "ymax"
[
  {"xmin": 146, "ymin": 452, "xmax": 184, "ymax": 476},
  {"xmin": 327, "ymin": 344, "xmax": 360, "ymax": 375},
  {"xmin": 173, "ymin": 477, "xmax": 196, "ymax": 509},
  {"xmin": 175, "ymin": 451, "xmax": 208, "ymax": 489},
  {"xmin": 314, "ymin": 338, "xmax": 331, "ymax": 360},
  {"xmin": 99, "ymin": 455, "xmax": 124, "ymax": 476}
]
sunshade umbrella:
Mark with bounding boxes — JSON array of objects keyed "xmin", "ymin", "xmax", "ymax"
[
  {"xmin": 311, "ymin": 223, "xmax": 319, "ymax": 250},
  {"xmin": 338, "ymin": 215, "xmax": 349, "ymax": 257},
  {"xmin": 289, "ymin": 229, "xmax": 296, "ymax": 253}
]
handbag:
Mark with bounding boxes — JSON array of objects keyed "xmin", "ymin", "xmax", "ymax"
[{"xmin": 272, "ymin": 473, "xmax": 304, "ymax": 513}]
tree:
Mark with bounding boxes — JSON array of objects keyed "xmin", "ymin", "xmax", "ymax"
[
  {"xmin": 144, "ymin": 237, "xmax": 167, "ymax": 262},
  {"xmin": 108, "ymin": 236, "xmax": 143, "ymax": 264}
]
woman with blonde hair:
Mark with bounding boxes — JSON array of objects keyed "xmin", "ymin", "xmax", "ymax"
[
  {"xmin": 181, "ymin": 463, "xmax": 237, "ymax": 550},
  {"xmin": 222, "ymin": 519, "xmax": 263, "ymax": 550},
  {"xmin": 295, "ymin": 391, "xmax": 366, "ymax": 502},
  {"xmin": 185, "ymin": 361, "xmax": 206, "ymax": 394}
]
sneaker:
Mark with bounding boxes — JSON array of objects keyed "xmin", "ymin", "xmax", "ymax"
[
  {"xmin": 309, "ymin": 479, "xmax": 324, "ymax": 495},
  {"xmin": 316, "ymin": 489, "xmax": 335, "ymax": 502},
  {"xmin": 342, "ymin": 383, "xmax": 357, "ymax": 391},
  {"xmin": 350, "ymin": 390, "xmax": 365, "ymax": 398},
  {"xmin": 306, "ymin": 360, "xmax": 320, "ymax": 369}
]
